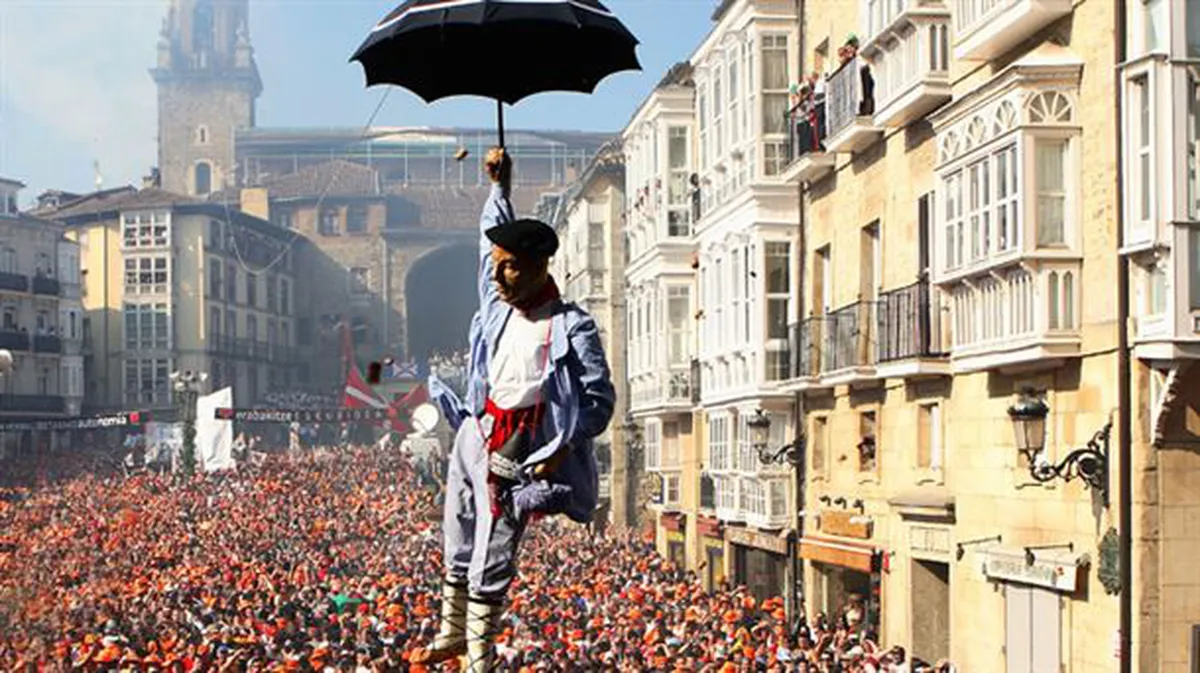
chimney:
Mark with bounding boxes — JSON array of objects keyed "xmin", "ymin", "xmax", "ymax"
[{"xmin": 142, "ymin": 168, "xmax": 162, "ymax": 190}]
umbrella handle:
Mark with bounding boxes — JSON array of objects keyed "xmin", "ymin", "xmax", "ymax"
[{"xmin": 496, "ymin": 99, "xmax": 505, "ymax": 149}]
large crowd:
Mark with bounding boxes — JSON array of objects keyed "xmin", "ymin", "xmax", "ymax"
[{"xmin": 0, "ymin": 443, "xmax": 954, "ymax": 672}]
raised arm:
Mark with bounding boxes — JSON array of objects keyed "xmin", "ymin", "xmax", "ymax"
[{"xmin": 478, "ymin": 148, "xmax": 515, "ymax": 312}]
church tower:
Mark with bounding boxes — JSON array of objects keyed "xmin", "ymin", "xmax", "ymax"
[{"xmin": 151, "ymin": 0, "xmax": 262, "ymax": 196}]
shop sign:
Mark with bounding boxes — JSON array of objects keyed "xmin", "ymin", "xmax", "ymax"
[
  {"xmin": 660, "ymin": 512, "xmax": 685, "ymax": 533},
  {"xmin": 726, "ymin": 525, "xmax": 789, "ymax": 555},
  {"xmin": 799, "ymin": 536, "xmax": 875, "ymax": 573},
  {"xmin": 821, "ymin": 509, "xmax": 872, "ymax": 539},
  {"xmin": 697, "ymin": 516, "xmax": 723, "ymax": 540},
  {"xmin": 981, "ymin": 549, "xmax": 1081, "ymax": 592}
]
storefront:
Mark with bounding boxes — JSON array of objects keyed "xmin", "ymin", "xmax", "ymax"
[
  {"xmin": 661, "ymin": 513, "xmax": 686, "ymax": 569},
  {"xmin": 697, "ymin": 516, "xmax": 725, "ymax": 591},
  {"xmin": 979, "ymin": 545, "xmax": 1087, "ymax": 673},
  {"xmin": 727, "ymin": 525, "xmax": 790, "ymax": 603},
  {"xmin": 801, "ymin": 509, "xmax": 884, "ymax": 634}
]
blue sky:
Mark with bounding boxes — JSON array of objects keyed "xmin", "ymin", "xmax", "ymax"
[{"xmin": 0, "ymin": 0, "xmax": 716, "ymax": 204}]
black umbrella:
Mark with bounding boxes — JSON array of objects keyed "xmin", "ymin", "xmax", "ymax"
[{"xmin": 350, "ymin": 0, "xmax": 641, "ymax": 146}]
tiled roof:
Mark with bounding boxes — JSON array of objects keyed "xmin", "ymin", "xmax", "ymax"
[{"xmin": 34, "ymin": 187, "xmax": 194, "ymax": 221}]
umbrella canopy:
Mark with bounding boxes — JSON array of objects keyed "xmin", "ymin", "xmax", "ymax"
[{"xmin": 350, "ymin": 0, "xmax": 641, "ymax": 106}]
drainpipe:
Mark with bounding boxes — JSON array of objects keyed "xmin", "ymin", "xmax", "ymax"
[
  {"xmin": 791, "ymin": 0, "xmax": 809, "ymax": 629},
  {"xmin": 1113, "ymin": 0, "xmax": 1132, "ymax": 669}
]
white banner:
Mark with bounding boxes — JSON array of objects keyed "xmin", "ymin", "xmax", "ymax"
[{"xmin": 197, "ymin": 387, "xmax": 235, "ymax": 472}]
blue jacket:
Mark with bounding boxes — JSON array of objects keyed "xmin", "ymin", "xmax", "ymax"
[{"xmin": 429, "ymin": 183, "xmax": 616, "ymax": 523}]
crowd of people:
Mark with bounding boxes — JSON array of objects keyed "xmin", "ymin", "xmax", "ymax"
[{"xmin": 0, "ymin": 443, "xmax": 953, "ymax": 671}]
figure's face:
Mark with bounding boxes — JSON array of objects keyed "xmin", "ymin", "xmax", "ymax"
[{"xmin": 491, "ymin": 245, "xmax": 547, "ymax": 305}]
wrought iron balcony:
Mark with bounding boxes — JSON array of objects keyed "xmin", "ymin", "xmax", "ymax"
[
  {"xmin": 818, "ymin": 301, "xmax": 877, "ymax": 380},
  {"xmin": 789, "ymin": 318, "xmax": 819, "ymax": 380},
  {"xmin": 33, "ymin": 334, "xmax": 62, "ymax": 354},
  {"xmin": 877, "ymin": 279, "xmax": 947, "ymax": 360},
  {"xmin": 0, "ymin": 330, "xmax": 30, "ymax": 351},
  {"xmin": 824, "ymin": 56, "xmax": 881, "ymax": 154},
  {"xmin": 0, "ymin": 395, "xmax": 65, "ymax": 413},
  {"xmin": 0, "ymin": 272, "xmax": 28, "ymax": 293},
  {"xmin": 666, "ymin": 368, "xmax": 691, "ymax": 402},
  {"xmin": 781, "ymin": 98, "xmax": 835, "ymax": 184},
  {"xmin": 31, "ymin": 275, "xmax": 60, "ymax": 296}
]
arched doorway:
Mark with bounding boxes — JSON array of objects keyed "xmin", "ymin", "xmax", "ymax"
[{"xmin": 405, "ymin": 244, "xmax": 477, "ymax": 362}]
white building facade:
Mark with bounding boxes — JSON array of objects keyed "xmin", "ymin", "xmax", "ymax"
[
  {"xmin": 691, "ymin": 0, "xmax": 802, "ymax": 601},
  {"xmin": 624, "ymin": 63, "xmax": 700, "ymax": 558}
]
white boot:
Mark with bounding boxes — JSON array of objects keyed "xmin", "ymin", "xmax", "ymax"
[
  {"xmin": 465, "ymin": 597, "xmax": 504, "ymax": 673},
  {"xmin": 409, "ymin": 580, "xmax": 468, "ymax": 664}
]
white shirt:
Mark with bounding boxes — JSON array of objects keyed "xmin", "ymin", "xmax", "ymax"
[{"xmin": 488, "ymin": 306, "xmax": 552, "ymax": 410}]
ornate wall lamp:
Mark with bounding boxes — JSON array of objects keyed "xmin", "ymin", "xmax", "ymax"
[{"xmin": 1007, "ymin": 391, "xmax": 1112, "ymax": 504}]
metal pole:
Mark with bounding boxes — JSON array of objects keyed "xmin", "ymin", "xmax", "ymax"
[
  {"xmin": 496, "ymin": 100, "xmax": 506, "ymax": 149},
  {"xmin": 1113, "ymin": 0, "xmax": 1132, "ymax": 667}
]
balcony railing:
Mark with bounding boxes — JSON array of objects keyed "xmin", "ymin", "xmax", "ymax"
[
  {"xmin": 33, "ymin": 334, "xmax": 62, "ymax": 354},
  {"xmin": 0, "ymin": 272, "xmax": 28, "ymax": 293},
  {"xmin": 666, "ymin": 368, "xmax": 691, "ymax": 402},
  {"xmin": 786, "ymin": 98, "xmax": 827, "ymax": 164},
  {"xmin": 819, "ymin": 302, "xmax": 873, "ymax": 374},
  {"xmin": 0, "ymin": 330, "xmax": 30, "ymax": 351},
  {"xmin": 0, "ymin": 395, "xmax": 66, "ymax": 413},
  {"xmin": 877, "ymin": 279, "xmax": 945, "ymax": 362},
  {"xmin": 790, "ymin": 318, "xmax": 818, "ymax": 379},
  {"xmin": 826, "ymin": 57, "xmax": 877, "ymax": 148},
  {"xmin": 690, "ymin": 358, "xmax": 702, "ymax": 404},
  {"xmin": 31, "ymin": 275, "xmax": 60, "ymax": 296}
]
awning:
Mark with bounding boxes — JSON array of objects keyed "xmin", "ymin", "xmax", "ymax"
[{"xmin": 799, "ymin": 535, "xmax": 875, "ymax": 573}]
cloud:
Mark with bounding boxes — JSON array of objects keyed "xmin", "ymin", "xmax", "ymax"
[{"xmin": 0, "ymin": 0, "xmax": 162, "ymax": 191}]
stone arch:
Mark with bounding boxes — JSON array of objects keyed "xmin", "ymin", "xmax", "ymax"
[{"xmin": 404, "ymin": 243, "xmax": 478, "ymax": 362}]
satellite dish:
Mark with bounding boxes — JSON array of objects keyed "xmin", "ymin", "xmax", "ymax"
[
  {"xmin": 0, "ymin": 350, "xmax": 13, "ymax": 375},
  {"xmin": 410, "ymin": 403, "xmax": 440, "ymax": 434}
]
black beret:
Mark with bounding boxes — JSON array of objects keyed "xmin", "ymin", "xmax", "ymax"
[{"xmin": 485, "ymin": 218, "xmax": 559, "ymax": 259}]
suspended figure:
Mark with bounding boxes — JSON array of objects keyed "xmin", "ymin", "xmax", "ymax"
[{"xmin": 416, "ymin": 148, "xmax": 615, "ymax": 671}]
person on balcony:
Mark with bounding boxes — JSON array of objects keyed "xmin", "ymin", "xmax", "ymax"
[{"xmin": 415, "ymin": 147, "xmax": 615, "ymax": 672}]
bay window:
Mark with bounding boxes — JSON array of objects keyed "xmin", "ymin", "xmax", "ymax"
[
  {"xmin": 668, "ymin": 286, "xmax": 692, "ymax": 366},
  {"xmin": 765, "ymin": 241, "xmax": 791, "ymax": 381},
  {"xmin": 1132, "ymin": 74, "xmax": 1154, "ymax": 230},
  {"xmin": 714, "ymin": 69, "xmax": 725, "ymax": 158},
  {"xmin": 728, "ymin": 50, "xmax": 741, "ymax": 148},
  {"xmin": 667, "ymin": 126, "xmax": 692, "ymax": 236},
  {"xmin": 121, "ymin": 210, "xmax": 170, "ymax": 249},
  {"xmin": 699, "ymin": 91, "xmax": 709, "ymax": 169},
  {"xmin": 1034, "ymin": 139, "xmax": 1068, "ymax": 247},
  {"xmin": 1190, "ymin": 228, "xmax": 1200, "ymax": 311},
  {"xmin": 708, "ymin": 415, "xmax": 731, "ymax": 471},
  {"xmin": 761, "ymin": 34, "xmax": 790, "ymax": 176},
  {"xmin": 1189, "ymin": 76, "xmax": 1199, "ymax": 220},
  {"xmin": 124, "ymin": 256, "xmax": 170, "ymax": 295},
  {"xmin": 123, "ymin": 302, "xmax": 170, "ymax": 350}
]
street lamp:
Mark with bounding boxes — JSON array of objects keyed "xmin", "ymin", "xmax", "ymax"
[
  {"xmin": 753, "ymin": 409, "xmax": 804, "ymax": 468},
  {"xmin": 171, "ymin": 370, "xmax": 208, "ymax": 475},
  {"xmin": 1007, "ymin": 390, "xmax": 1111, "ymax": 503}
]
